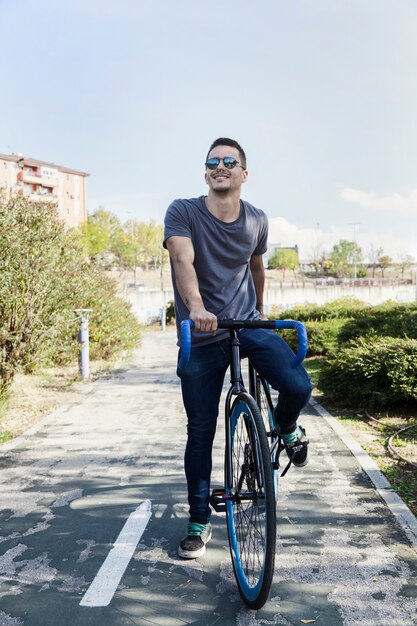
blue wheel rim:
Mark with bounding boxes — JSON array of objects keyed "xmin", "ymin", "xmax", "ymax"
[{"xmin": 227, "ymin": 399, "xmax": 268, "ymax": 600}]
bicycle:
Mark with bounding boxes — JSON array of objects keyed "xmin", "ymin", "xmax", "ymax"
[{"xmin": 179, "ymin": 318, "xmax": 308, "ymax": 609}]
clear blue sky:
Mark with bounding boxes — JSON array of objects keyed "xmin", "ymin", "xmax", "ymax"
[{"xmin": 1, "ymin": 0, "xmax": 416, "ymax": 260}]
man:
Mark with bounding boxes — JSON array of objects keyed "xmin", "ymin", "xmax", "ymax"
[{"xmin": 163, "ymin": 138, "xmax": 311, "ymax": 559}]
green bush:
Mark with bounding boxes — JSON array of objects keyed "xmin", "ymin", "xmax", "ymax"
[
  {"xmin": 278, "ymin": 318, "xmax": 348, "ymax": 357},
  {"xmin": 270, "ymin": 299, "xmax": 367, "ymax": 357},
  {"xmin": 318, "ymin": 336, "xmax": 417, "ymax": 407},
  {"xmin": 271, "ymin": 299, "xmax": 417, "ymax": 408},
  {"xmin": 0, "ymin": 192, "xmax": 141, "ymax": 389},
  {"xmin": 45, "ymin": 266, "xmax": 141, "ymax": 365},
  {"xmin": 273, "ymin": 298, "xmax": 367, "ymax": 322},
  {"xmin": 338, "ymin": 302, "xmax": 417, "ymax": 343},
  {"xmin": 166, "ymin": 300, "xmax": 175, "ymax": 324}
]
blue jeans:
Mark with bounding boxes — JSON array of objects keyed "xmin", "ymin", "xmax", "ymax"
[{"xmin": 177, "ymin": 329, "xmax": 312, "ymax": 524}]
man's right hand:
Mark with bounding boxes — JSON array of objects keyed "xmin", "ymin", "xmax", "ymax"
[
  {"xmin": 165, "ymin": 237, "xmax": 218, "ymax": 335},
  {"xmin": 189, "ymin": 307, "xmax": 218, "ymax": 335}
]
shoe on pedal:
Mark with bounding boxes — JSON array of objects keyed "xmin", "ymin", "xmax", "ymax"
[
  {"xmin": 283, "ymin": 425, "xmax": 309, "ymax": 467},
  {"xmin": 178, "ymin": 522, "xmax": 212, "ymax": 559}
]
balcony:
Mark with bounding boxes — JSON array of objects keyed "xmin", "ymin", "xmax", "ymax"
[
  {"xmin": 17, "ymin": 169, "xmax": 59, "ymax": 187},
  {"xmin": 28, "ymin": 191, "xmax": 58, "ymax": 202}
]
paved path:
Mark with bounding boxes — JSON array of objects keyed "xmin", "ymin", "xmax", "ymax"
[{"xmin": 0, "ymin": 330, "xmax": 416, "ymax": 626}]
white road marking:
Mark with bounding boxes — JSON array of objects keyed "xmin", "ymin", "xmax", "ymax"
[{"xmin": 80, "ymin": 499, "xmax": 152, "ymax": 607}]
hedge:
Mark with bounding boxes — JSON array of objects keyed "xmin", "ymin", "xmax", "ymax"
[
  {"xmin": 338, "ymin": 302, "xmax": 417, "ymax": 343},
  {"xmin": 318, "ymin": 336, "xmax": 417, "ymax": 408},
  {"xmin": 277, "ymin": 318, "xmax": 348, "ymax": 357},
  {"xmin": 272, "ymin": 298, "xmax": 368, "ymax": 322}
]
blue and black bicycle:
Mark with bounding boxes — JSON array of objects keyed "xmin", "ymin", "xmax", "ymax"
[{"xmin": 180, "ymin": 318, "xmax": 308, "ymax": 609}]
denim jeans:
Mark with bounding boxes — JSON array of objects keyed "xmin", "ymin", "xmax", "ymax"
[{"xmin": 177, "ymin": 328, "xmax": 312, "ymax": 524}]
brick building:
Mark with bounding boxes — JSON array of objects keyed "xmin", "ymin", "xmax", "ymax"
[{"xmin": 0, "ymin": 153, "xmax": 89, "ymax": 228}]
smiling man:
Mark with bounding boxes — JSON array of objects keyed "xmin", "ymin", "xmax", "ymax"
[{"xmin": 163, "ymin": 138, "xmax": 311, "ymax": 559}]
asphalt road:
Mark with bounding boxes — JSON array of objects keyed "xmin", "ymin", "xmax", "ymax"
[{"xmin": 0, "ymin": 329, "xmax": 416, "ymax": 626}]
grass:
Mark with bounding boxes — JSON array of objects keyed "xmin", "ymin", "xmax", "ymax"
[
  {"xmin": 0, "ymin": 430, "xmax": 12, "ymax": 444},
  {"xmin": 304, "ymin": 357, "xmax": 323, "ymax": 387},
  {"xmin": 304, "ymin": 357, "xmax": 417, "ymax": 517}
]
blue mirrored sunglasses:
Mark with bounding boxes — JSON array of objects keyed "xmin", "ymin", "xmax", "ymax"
[{"xmin": 205, "ymin": 156, "xmax": 244, "ymax": 170}]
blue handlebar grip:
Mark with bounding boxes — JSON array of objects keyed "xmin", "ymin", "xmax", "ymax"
[
  {"xmin": 178, "ymin": 319, "xmax": 194, "ymax": 370},
  {"xmin": 274, "ymin": 320, "xmax": 308, "ymax": 368}
]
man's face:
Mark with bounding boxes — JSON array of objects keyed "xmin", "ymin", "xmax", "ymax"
[{"xmin": 205, "ymin": 145, "xmax": 248, "ymax": 193}]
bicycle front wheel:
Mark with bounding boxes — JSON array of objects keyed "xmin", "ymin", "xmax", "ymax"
[{"xmin": 226, "ymin": 392, "xmax": 276, "ymax": 609}]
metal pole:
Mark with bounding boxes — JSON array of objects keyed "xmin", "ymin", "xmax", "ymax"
[
  {"xmin": 161, "ymin": 306, "xmax": 166, "ymax": 332},
  {"xmin": 349, "ymin": 222, "xmax": 360, "ymax": 279},
  {"xmin": 415, "ymin": 269, "xmax": 417, "ymax": 302},
  {"xmin": 73, "ymin": 309, "xmax": 92, "ymax": 379},
  {"xmin": 161, "ymin": 289, "xmax": 167, "ymax": 332}
]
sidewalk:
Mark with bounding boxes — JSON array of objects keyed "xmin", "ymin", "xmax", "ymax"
[{"xmin": 0, "ymin": 329, "xmax": 416, "ymax": 626}]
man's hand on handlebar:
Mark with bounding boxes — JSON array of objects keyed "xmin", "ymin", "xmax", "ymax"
[{"xmin": 189, "ymin": 307, "xmax": 218, "ymax": 335}]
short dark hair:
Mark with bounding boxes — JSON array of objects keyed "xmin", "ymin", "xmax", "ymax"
[{"xmin": 206, "ymin": 137, "xmax": 247, "ymax": 169}]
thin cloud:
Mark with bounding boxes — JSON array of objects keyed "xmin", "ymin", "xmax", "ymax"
[
  {"xmin": 268, "ymin": 217, "xmax": 417, "ymax": 261},
  {"xmin": 340, "ymin": 187, "xmax": 417, "ymax": 216}
]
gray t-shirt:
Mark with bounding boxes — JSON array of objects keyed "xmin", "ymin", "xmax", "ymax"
[{"xmin": 164, "ymin": 195, "xmax": 268, "ymax": 346}]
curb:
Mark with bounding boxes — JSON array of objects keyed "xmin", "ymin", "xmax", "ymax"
[{"xmin": 309, "ymin": 397, "xmax": 417, "ymax": 550}]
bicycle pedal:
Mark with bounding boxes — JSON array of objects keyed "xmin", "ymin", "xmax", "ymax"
[{"xmin": 210, "ymin": 488, "xmax": 228, "ymax": 513}]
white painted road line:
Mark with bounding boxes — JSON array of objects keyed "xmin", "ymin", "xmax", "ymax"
[{"xmin": 80, "ymin": 499, "xmax": 152, "ymax": 607}]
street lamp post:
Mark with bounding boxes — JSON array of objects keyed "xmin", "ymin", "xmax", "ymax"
[
  {"xmin": 73, "ymin": 309, "xmax": 92, "ymax": 379},
  {"xmin": 349, "ymin": 222, "xmax": 360, "ymax": 280}
]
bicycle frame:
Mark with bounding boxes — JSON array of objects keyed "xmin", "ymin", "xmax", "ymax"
[
  {"xmin": 180, "ymin": 317, "xmax": 308, "ymax": 490},
  {"xmin": 224, "ymin": 328, "xmax": 249, "ymax": 493},
  {"xmin": 178, "ymin": 317, "xmax": 308, "ymax": 609}
]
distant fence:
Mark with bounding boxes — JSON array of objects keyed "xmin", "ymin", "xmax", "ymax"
[
  {"xmin": 264, "ymin": 282, "xmax": 416, "ymax": 312},
  {"xmin": 124, "ymin": 281, "xmax": 417, "ymax": 323}
]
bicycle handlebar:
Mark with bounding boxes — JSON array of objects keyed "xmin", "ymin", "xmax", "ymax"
[{"xmin": 179, "ymin": 319, "xmax": 308, "ymax": 370}]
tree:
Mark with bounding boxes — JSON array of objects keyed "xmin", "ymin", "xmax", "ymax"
[
  {"xmin": 268, "ymin": 249, "xmax": 299, "ymax": 280},
  {"xmin": 368, "ymin": 245, "xmax": 384, "ymax": 278},
  {"xmin": 330, "ymin": 240, "xmax": 362, "ymax": 277},
  {"xmin": 379, "ymin": 254, "xmax": 393, "ymax": 279},
  {"xmin": 311, "ymin": 255, "xmax": 333, "ymax": 276},
  {"xmin": 79, "ymin": 207, "xmax": 122, "ymax": 259},
  {"xmin": 136, "ymin": 220, "xmax": 163, "ymax": 270},
  {"xmin": 79, "ymin": 209, "xmax": 166, "ymax": 272},
  {"xmin": 398, "ymin": 254, "xmax": 415, "ymax": 280}
]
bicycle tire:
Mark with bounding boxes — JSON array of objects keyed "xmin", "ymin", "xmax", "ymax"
[
  {"xmin": 256, "ymin": 375, "xmax": 279, "ymax": 498},
  {"xmin": 226, "ymin": 392, "xmax": 276, "ymax": 609}
]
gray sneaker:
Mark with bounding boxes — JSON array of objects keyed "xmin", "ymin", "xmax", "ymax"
[{"xmin": 178, "ymin": 522, "xmax": 212, "ymax": 559}]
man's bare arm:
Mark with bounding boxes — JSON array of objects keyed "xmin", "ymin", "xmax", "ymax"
[
  {"xmin": 250, "ymin": 254, "xmax": 266, "ymax": 318},
  {"xmin": 165, "ymin": 236, "xmax": 217, "ymax": 334}
]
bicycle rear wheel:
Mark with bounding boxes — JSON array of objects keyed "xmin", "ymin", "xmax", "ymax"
[
  {"xmin": 256, "ymin": 375, "xmax": 279, "ymax": 498},
  {"xmin": 226, "ymin": 392, "xmax": 276, "ymax": 609}
]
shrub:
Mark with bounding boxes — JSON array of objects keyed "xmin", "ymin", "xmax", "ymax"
[
  {"xmin": 318, "ymin": 336, "xmax": 417, "ymax": 408},
  {"xmin": 272, "ymin": 298, "xmax": 367, "ymax": 322},
  {"xmin": 278, "ymin": 318, "xmax": 348, "ymax": 357},
  {"xmin": 45, "ymin": 266, "xmax": 141, "ymax": 365},
  {"xmin": 270, "ymin": 299, "xmax": 367, "ymax": 357},
  {"xmin": 165, "ymin": 300, "xmax": 175, "ymax": 324},
  {"xmin": 338, "ymin": 302, "xmax": 417, "ymax": 343},
  {"xmin": 0, "ymin": 192, "xmax": 141, "ymax": 389}
]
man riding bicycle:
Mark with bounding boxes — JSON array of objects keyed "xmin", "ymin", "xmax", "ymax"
[{"xmin": 163, "ymin": 138, "xmax": 312, "ymax": 559}]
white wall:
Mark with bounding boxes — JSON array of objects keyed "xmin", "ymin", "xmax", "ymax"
[{"xmin": 125, "ymin": 284, "xmax": 416, "ymax": 323}]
